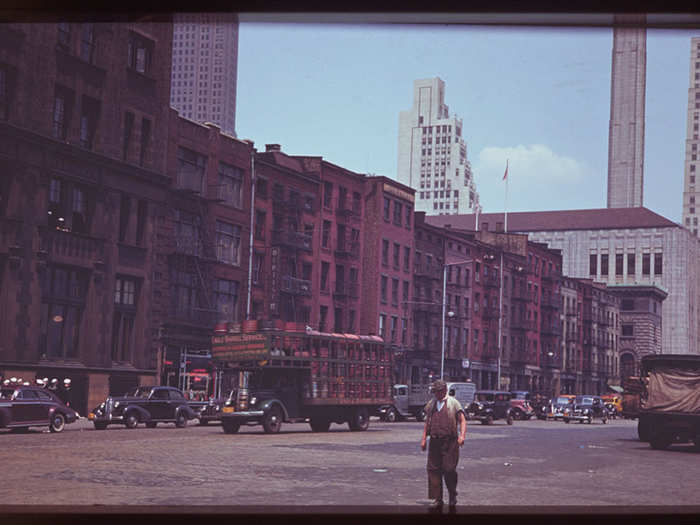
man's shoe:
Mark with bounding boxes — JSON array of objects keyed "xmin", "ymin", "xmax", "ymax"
[{"xmin": 428, "ymin": 499, "xmax": 444, "ymax": 512}]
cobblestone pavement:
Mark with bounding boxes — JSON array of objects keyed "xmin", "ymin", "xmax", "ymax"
[{"xmin": 0, "ymin": 416, "xmax": 699, "ymax": 512}]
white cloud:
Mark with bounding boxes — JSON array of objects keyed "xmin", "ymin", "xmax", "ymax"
[{"xmin": 473, "ymin": 144, "xmax": 604, "ymax": 213}]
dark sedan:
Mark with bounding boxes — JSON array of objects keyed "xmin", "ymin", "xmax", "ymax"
[
  {"xmin": 563, "ymin": 395, "xmax": 608, "ymax": 424},
  {"xmin": 0, "ymin": 385, "xmax": 79, "ymax": 433}
]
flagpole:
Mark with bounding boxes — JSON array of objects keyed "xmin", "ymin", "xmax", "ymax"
[{"xmin": 504, "ymin": 159, "xmax": 509, "ymax": 234}]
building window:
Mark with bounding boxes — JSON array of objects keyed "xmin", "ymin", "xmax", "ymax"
[
  {"xmin": 627, "ymin": 253, "xmax": 635, "ymax": 276},
  {"xmin": 47, "ymin": 178, "xmax": 91, "ymax": 234},
  {"xmin": 379, "ymin": 314, "xmax": 386, "ymax": 338},
  {"xmin": 323, "ymin": 181, "xmax": 333, "ymax": 209},
  {"xmin": 174, "ymin": 209, "xmax": 202, "ymax": 256},
  {"xmin": 383, "ymin": 197, "xmax": 391, "ymax": 221},
  {"xmin": 111, "ymin": 276, "xmax": 139, "ymax": 363},
  {"xmin": 139, "ymin": 117, "xmax": 151, "ymax": 166},
  {"xmin": 213, "ymin": 279, "xmax": 239, "ymax": 322},
  {"xmin": 0, "ymin": 64, "xmax": 15, "ymax": 120},
  {"xmin": 393, "ymin": 243, "xmax": 400, "ymax": 268},
  {"xmin": 118, "ymin": 194, "xmax": 131, "ymax": 243},
  {"xmin": 122, "ymin": 111, "xmax": 134, "ymax": 160},
  {"xmin": 78, "ymin": 95, "xmax": 100, "ymax": 150},
  {"xmin": 589, "ymin": 254, "xmax": 597, "ymax": 276},
  {"xmin": 252, "ymin": 253, "xmax": 264, "ymax": 286},
  {"xmin": 216, "ymin": 220, "xmax": 241, "ymax": 266},
  {"xmin": 642, "ymin": 253, "xmax": 651, "ymax": 275},
  {"xmin": 403, "ymin": 246, "xmax": 410, "ymax": 271},
  {"xmin": 391, "ymin": 278, "xmax": 399, "ymax": 306},
  {"xmin": 40, "ymin": 265, "xmax": 88, "ymax": 359},
  {"xmin": 127, "ymin": 31, "xmax": 154, "ymax": 75},
  {"xmin": 57, "ymin": 22, "xmax": 71, "ymax": 51},
  {"xmin": 402, "ymin": 280, "xmax": 409, "ymax": 302},
  {"xmin": 320, "ymin": 262, "xmax": 330, "ymax": 292},
  {"xmin": 393, "ymin": 201, "xmax": 403, "ymax": 225},
  {"xmin": 381, "ymin": 275, "xmax": 388, "ymax": 303},
  {"xmin": 600, "ymin": 254, "xmax": 609, "ymax": 277},
  {"xmin": 171, "ymin": 268, "xmax": 200, "ymax": 321},
  {"xmin": 621, "ymin": 323, "xmax": 634, "ymax": 337},
  {"xmin": 615, "ymin": 254, "xmax": 623, "ymax": 276},
  {"xmin": 256, "ymin": 178, "xmax": 268, "ymax": 199},
  {"xmin": 382, "ymin": 239, "xmax": 389, "ymax": 266},
  {"xmin": 218, "ymin": 162, "xmax": 243, "ymax": 208},
  {"xmin": 52, "ymin": 86, "xmax": 74, "ymax": 140},
  {"xmin": 176, "ymin": 147, "xmax": 206, "ymax": 193},
  {"xmin": 348, "ymin": 310, "xmax": 356, "ymax": 333},
  {"xmin": 80, "ymin": 23, "xmax": 95, "ymax": 63},
  {"xmin": 322, "ymin": 220, "xmax": 331, "ymax": 248},
  {"xmin": 390, "ymin": 316, "xmax": 398, "ymax": 342},
  {"xmin": 334, "ymin": 307, "xmax": 343, "ymax": 333},
  {"xmin": 653, "ymin": 253, "xmax": 663, "ymax": 275},
  {"xmin": 254, "ymin": 210, "xmax": 266, "ymax": 240}
]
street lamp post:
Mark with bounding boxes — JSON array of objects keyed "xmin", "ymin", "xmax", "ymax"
[{"xmin": 441, "ymin": 259, "xmax": 474, "ymax": 380}]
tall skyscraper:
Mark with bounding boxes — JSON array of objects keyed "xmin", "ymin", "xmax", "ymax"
[
  {"xmin": 607, "ymin": 15, "xmax": 646, "ymax": 208},
  {"xmin": 170, "ymin": 13, "xmax": 239, "ymax": 137},
  {"xmin": 682, "ymin": 37, "xmax": 700, "ymax": 236},
  {"xmin": 397, "ymin": 77, "xmax": 480, "ymax": 215}
]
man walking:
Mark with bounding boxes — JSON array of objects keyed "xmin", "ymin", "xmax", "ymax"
[{"xmin": 420, "ymin": 379, "xmax": 467, "ymax": 510}]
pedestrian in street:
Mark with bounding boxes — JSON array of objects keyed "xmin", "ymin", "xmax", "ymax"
[{"xmin": 420, "ymin": 379, "xmax": 467, "ymax": 511}]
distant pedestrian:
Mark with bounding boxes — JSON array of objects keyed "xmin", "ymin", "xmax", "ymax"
[{"xmin": 420, "ymin": 379, "xmax": 467, "ymax": 511}]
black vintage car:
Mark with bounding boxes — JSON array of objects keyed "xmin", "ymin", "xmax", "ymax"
[
  {"xmin": 562, "ymin": 395, "xmax": 608, "ymax": 424},
  {"xmin": 0, "ymin": 385, "xmax": 79, "ymax": 433},
  {"xmin": 88, "ymin": 386, "xmax": 206, "ymax": 430},
  {"xmin": 467, "ymin": 390, "xmax": 514, "ymax": 425},
  {"xmin": 197, "ymin": 392, "xmax": 231, "ymax": 425}
]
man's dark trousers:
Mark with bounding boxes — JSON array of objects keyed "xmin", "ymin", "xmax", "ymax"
[{"xmin": 427, "ymin": 435, "xmax": 459, "ymax": 502}]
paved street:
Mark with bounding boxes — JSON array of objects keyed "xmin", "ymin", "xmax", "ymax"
[{"xmin": 1, "ymin": 416, "xmax": 699, "ymax": 513}]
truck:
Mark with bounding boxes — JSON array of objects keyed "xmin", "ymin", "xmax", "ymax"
[
  {"xmin": 377, "ymin": 383, "xmax": 431, "ymax": 422},
  {"xmin": 211, "ymin": 328, "xmax": 392, "ymax": 434},
  {"xmin": 621, "ymin": 375, "xmax": 643, "ymax": 419},
  {"xmin": 637, "ymin": 354, "xmax": 700, "ymax": 450}
]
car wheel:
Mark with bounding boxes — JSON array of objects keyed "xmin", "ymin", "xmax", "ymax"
[
  {"xmin": 262, "ymin": 406, "xmax": 283, "ymax": 434},
  {"xmin": 506, "ymin": 415, "xmax": 514, "ymax": 425},
  {"xmin": 309, "ymin": 417, "xmax": 331, "ymax": 432},
  {"xmin": 94, "ymin": 422, "xmax": 108, "ymax": 430},
  {"xmin": 49, "ymin": 412, "xmax": 66, "ymax": 433},
  {"xmin": 386, "ymin": 408, "xmax": 398, "ymax": 423},
  {"xmin": 125, "ymin": 413, "xmax": 139, "ymax": 429},
  {"xmin": 175, "ymin": 411, "xmax": 187, "ymax": 428},
  {"xmin": 650, "ymin": 432, "xmax": 673, "ymax": 450},
  {"xmin": 146, "ymin": 421, "xmax": 157, "ymax": 429},
  {"xmin": 415, "ymin": 409, "xmax": 426, "ymax": 422},
  {"xmin": 222, "ymin": 420, "xmax": 241, "ymax": 434}
]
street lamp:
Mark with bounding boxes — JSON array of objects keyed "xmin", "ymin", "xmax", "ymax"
[{"xmin": 441, "ymin": 258, "xmax": 475, "ymax": 380}]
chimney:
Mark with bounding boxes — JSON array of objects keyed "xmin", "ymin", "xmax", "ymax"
[{"xmin": 265, "ymin": 144, "xmax": 281, "ymax": 152}]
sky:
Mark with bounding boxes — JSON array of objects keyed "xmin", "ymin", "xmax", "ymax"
[{"xmin": 235, "ymin": 20, "xmax": 700, "ymax": 223}]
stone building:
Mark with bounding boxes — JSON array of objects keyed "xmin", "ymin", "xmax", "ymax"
[
  {"xmin": 427, "ymin": 208, "xmax": 700, "ymax": 357},
  {"xmin": 681, "ymin": 36, "xmax": 700, "ymax": 236}
]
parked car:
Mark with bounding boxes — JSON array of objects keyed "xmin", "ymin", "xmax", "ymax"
[
  {"xmin": 601, "ymin": 394, "xmax": 623, "ymax": 419},
  {"xmin": 509, "ymin": 390, "xmax": 535, "ymax": 420},
  {"xmin": 0, "ymin": 385, "xmax": 79, "ymax": 433},
  {"xmin": 88, "ymin": 386, "xmax": 207, "ymax": 430},
  {"xmin": 539, "ymin": 395, "xmax": 576, "ymax": 420},
  {"xmin": 562, "ymin": 395, "xmax": 608, "ymax": 424},
  {"xmin": 467, "ymin": 390, "xmax": 514, "ymax": 425}
]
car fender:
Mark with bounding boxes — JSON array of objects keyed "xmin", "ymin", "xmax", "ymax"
[
  {"xmin": 175, "ymin": 404, "xmax": 198, "ymax": 420},
  {"xmin": 124, "ymin": 405, "xmax": 151, "ymax": 421},
  {"xmin": 0, "ymin": 407, "xmax": 10, "ymax": 427},
  {"xmin": 259, "ymin": 399, "xmax": 289, "ymax": 420}
]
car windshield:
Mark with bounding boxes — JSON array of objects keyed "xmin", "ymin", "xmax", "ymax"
[
  {"xmin": 476, "ymin": 393, "xmax": 493, "ymax": 402},
  {"xmin": 128, "ymin": 387, "xmax": 152, "ymax": 398}
]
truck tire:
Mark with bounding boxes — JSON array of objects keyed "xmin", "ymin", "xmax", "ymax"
[
  {"xmin": 385, "ymin": 408, "xmax": 398, "ymax": 423},
  {"xmin": 222, "ymin": 420, "xmax": 241, "ymax": 434},
  {"xmin": 310, "ymin": 417, "xmax": 331, "ymax": 432},
  {"xmin": 49, "ymin": 412, "xmax": 65, "ymax": 433},
  {"xmin": 650, "ymin": 432, "xmax": 673, "ymax": 450},
  {"xmin": 637, "ymin": 417, "xmax": 651, "ymax": 442},
  {"xmin": 348, "ymin": 407, "xmax": 370, "ymax": 431},
  {"xmin": 262, "ymin": 406, "xmax": 283, "ymax": 434}
]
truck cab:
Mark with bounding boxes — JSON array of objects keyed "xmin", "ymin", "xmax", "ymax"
[{"xmin": 378, "ymin": 383, "xmax": 430, "ymax": 422}]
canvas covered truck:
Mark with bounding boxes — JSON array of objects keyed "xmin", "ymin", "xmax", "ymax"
[
  {"xmin": 377, "ymin": 383, "xmax": 431, "ymax": 422},
  {"xmin": 637, "ymin": 354, "xmax": 700, "ymax": 449},
  {"xmin": 211, "ymin": 328, "xmax": 392, "ymax": 434}
]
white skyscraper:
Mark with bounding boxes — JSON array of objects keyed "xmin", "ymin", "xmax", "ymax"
[
  {"xmin": 607, "ymin": 15, "xmax": 646, "ymax": 208},
  {"xmin": 397, "ymin": 77, "xmax": 480, "ymax": 215},
  {"xmin": 682, "ymin": 36, "xmax": 700, "ymax": 236},
  {"xmin": 170, "ymin": 13, "xmax": 239, "ymax": 137}
]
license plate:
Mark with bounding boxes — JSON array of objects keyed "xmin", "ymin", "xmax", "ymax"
[
  {"xmin": 88, "ymin": 413, "xmax": 95, "ymax": 420},
  {"xmin": 222, "ymin": 406, "xmax": 234, "ymax": 413}
]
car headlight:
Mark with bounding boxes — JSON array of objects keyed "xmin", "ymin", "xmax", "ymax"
[
  {"xmin": 114, "ymin": 401, "xmax": 120, "ymax": 408},
  {"xmin": 583, "ymin": 408, "xmax": 590, "ymax": 414},
  {"xmin": 250, "ymin": 396, "xmax": 257, "ymax": 406}
]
